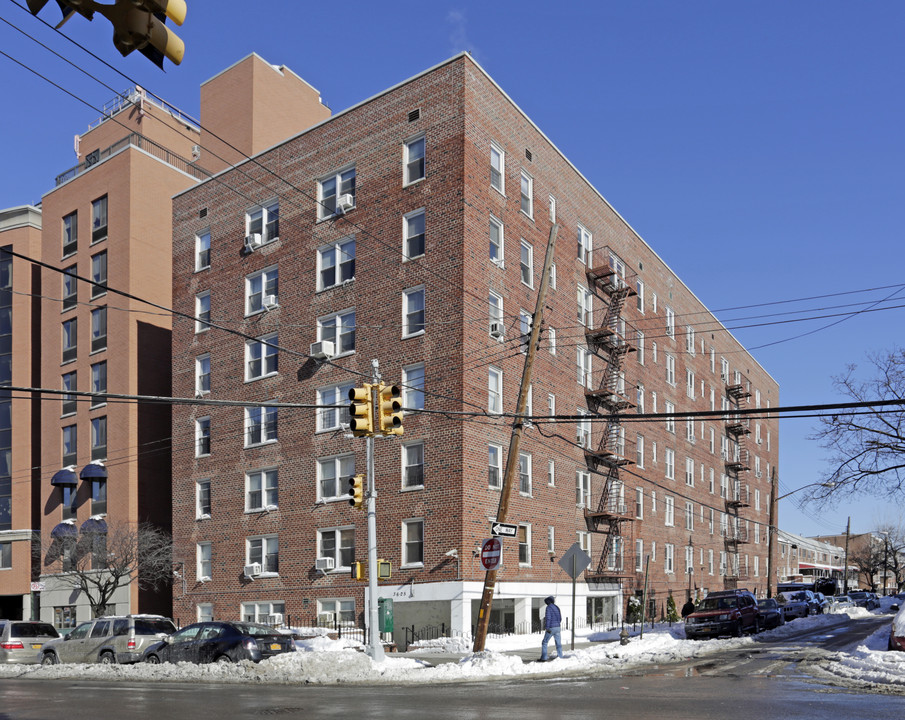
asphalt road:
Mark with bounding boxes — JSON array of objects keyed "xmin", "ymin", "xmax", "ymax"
[{"xmin": 0, "ymin": 615, "xmax": 899, "ymax": 720}]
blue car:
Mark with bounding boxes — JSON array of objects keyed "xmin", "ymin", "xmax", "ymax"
[{"xmin": 142, "ymin": 621, "xmax": 295, "ymax": 664}]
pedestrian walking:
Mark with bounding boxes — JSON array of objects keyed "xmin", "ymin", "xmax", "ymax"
[
  {"xmin": 539, "ymin": 596, "xmax": 562, "ymax": 661},
  {"xmin": 681, "ymin": 597, "xmax": 696, "ymax": 618}
]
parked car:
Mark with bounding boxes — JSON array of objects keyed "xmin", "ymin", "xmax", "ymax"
[
  {"xmin": 39, "ymin": 615, "xmax": 176, "ymax": 665},
  {"xmin": 889, "ymin": 603, "xmax": 905, "ymax": 651},
  {"xmin": 0, "ymin": 621, "xmax": 59, "ymax": 665},
  {"xmin": 142, "ymin": 621, "xmax": 296, "ymax": 664},
  {"xmin": 831, "ymin": 595, "xmax": 854, "ymax": 610},
  {"xmin": 812, "ymin": 592, "xmax": 829, "ymax": 614},
  {"xmin": 756, "ymin": 598, "xmax": 785, "ymax": 630},
  {"xmin": 684, "ymin": 589, "xmax": 760, "ymax": 639},
  {"xmin": 849, "ymin": 591, "xmax": 880, "ymax": 610},
  {"xmin": 776, "ymin": 591, "xmax": 811, "ymax": 620}
]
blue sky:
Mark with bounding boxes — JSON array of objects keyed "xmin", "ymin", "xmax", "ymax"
[{"xmin": 1, "ymin": 1, "xmax": 903, "ymax": 538}]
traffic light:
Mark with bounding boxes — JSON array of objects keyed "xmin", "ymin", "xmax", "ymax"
[
  {"xmin": 348, "ymin": 474, "xmax": 364, "ymax": 510},
  {"xmin": 26, "ymin": 1, "xmax": 187, "ymax": 69},
  {"xmin": 377, "ymin": 559, "xmax": 392, "ymax": 581},
  {"xmin": 377, "ymin": 384, "xmax": 403, "ymax": 436},
  {"xmin": 350, "ymin": 561, "xmax": 365, "ymax": 581},
  {"xmin": 348, "ymin": 385, "xmax": 374, "ymax": 437}
]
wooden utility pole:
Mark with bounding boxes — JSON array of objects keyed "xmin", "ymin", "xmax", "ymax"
[
  {"xmin": 843, "ymin": 516, "xmax": 851, "ymax": 594},
  {"xmin": 473, "ymin": 223, "xmax": 559, "ymax": 652}
]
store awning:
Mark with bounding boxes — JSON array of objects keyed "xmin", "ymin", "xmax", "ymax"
[
  {"xmin": 79, "ymin": 462, "xmax": 108, "ymax": 480},
  {"xmin": 80, "ymin": 517, "xmax": 107, "ymax": 534},
  {"xmin": 50, "ymin": 467, "xmax": 78, "ymax": 486},
  {"xmin": 50, "ymin": 521, "xmax": 78, "ymax": 539}
]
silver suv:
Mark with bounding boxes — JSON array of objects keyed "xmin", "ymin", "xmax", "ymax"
[
  {"xmin": 0, "ymin": 620, "xmax": 60, "ymax": 664},
  {"xmin": 39, "ymin": 615, "xmax": 176, "ymax": 665}
]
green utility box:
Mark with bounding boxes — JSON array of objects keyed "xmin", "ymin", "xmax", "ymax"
[{"xmin": 377, "ymin": 597, "xmax": 394, "ymax": 633}]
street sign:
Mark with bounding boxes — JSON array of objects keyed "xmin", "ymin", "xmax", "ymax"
[
  {"xmin": 480, "ymin": 537, "xmax": 502, "ymax": 571},
  {"xmin": 559, "ymin": 542, "xmax": 591, "ymax": 580},
  {"xmin": 490, "ymin": 522, "xmax": 518, "ymax": 537}
]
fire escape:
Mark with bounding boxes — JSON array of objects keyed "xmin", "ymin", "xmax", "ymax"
[
  {"xmin": 722, "ymin": 371, "xmax": 751, "ymax": 587},
  {"xmin": 582, "ymin": 247, "xmax": 637, "ymax": 590}
]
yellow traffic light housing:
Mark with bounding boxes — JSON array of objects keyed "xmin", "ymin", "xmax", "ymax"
[
  {"xmin": 377, "ymin": 559, "xmax": 392, "ymax": 581},
  {"xmin": 348, "ymin": 474, "xmax": 365, "ymax": 510},
  {"xmin": 350, "ymin": 561, "xmax": 365, "ymax": 581},
  {"xmin": 348, "ymin": 385, "xmax": 374, "ymax": 437},
  {"xmin": 378, "ymin": 384, "xmax": 404, "ymax": 436}
]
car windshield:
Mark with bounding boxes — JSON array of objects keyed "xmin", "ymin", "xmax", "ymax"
[
  {"xmin": 697, "ymin": 597, "xmax": 737, "ymax": 611},
  {"xmin": 134, "ymin": 619, "xmax": 176, "ymax": 635},
  {"xmin": 757, "ymin": 599, "xmax": 775, "ymax": 609},
  {"xmin": 11, "ymin": 623, "xmax": 59, "ymax": 638}
]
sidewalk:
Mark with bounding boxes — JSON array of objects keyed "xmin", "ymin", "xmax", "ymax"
[{"xmin": 396, "ymin": 637, "xmax": 609, "ymax": 666}]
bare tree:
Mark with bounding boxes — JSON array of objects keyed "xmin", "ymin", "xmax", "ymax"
[
  {"xmin": 848, "ymin": 543, "xmax": 884, "ymax": 592},
  {"xmin": 876, "ymin": 522, "xmax": 905, "ymax": 594},
  {"xmin": 37, "ymin": 522, "xmax": 172, "ymax": 617},
  {"xmin": 811, "ymin": 349, "xmax": 905, "ymax": 500}
]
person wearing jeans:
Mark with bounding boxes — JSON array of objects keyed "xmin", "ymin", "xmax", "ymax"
[{"xmin": 540, "ymin": 595, "xmax": 562, "ymax": 661}]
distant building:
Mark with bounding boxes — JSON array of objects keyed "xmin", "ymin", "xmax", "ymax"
[
  {"xmin": 169, "ymin": 52, "xmax": 779, "ymax": 642},
  {"xmin": 775, "ymin": 530, "xmax": 847, "ymax": 590}
]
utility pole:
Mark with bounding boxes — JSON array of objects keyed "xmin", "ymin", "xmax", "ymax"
[
  {"xmin": 473, "ymin": 223, "xmax": 559, "ymax": 653},
  {"xmin": 766, "ymin": 467, "xmax": 777, "ymax": 598},
  {"xmin": 843, "ymin": 516, "xmax": 851, "ymax": 595},
  {"xmin": 365, "ymin": 359, "xmax": 384, "ymax": 662}
]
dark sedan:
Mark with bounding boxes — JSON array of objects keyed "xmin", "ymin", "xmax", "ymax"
[
  {"xmin": 756, "ymin": 598, "xmax": 786, "ymax": 630},
  {"xmin": 142, "ymin": 622, "xmax": 295, "ymax": 664}
]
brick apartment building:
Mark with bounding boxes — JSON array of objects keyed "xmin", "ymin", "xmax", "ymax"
[{"xmin": 170, "ymin": 52, "xmax": 779, "ymax": 640}]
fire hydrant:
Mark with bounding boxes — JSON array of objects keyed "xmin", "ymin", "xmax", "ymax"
[{"xmin": 619, "ymin": 627, "xmax": 630, "ymax": 646}]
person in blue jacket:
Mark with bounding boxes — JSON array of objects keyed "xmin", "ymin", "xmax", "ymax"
[{"xmin": 539, "ymin": 595, "xmax": 562, "ymax": 661}]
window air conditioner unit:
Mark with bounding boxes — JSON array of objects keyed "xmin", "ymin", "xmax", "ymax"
[
  {"xmin": 244, "ymin": 233, "xmax": 263, "ymax": 252},
  {"xmin": 309, "ymin": 340, "xmax": 335, "ymax": 360},
  {"xmin": 489, "ymin": 321, "xmax": 504, "ymax": 339},
  {"xmin": 262, "ymin": 294, "xmax": 278, "ymax": 310},
  {"xmin": 269, "ymin": 613, "xmax": 284, "ymax": 625},
  {"xmin": 315, "ymin": 557, "xmax": 335, "ymax": 572},
  {"xmin": 243, "ymin": 562, "xmax": 262, "ymax": 578},
  {"xmin": 336, "ymin": 193, "xmax": 355, "ymax": 213}
]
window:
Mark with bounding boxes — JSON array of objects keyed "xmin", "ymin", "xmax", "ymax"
[
  {"xmin": 685, "ymin": 456, "xmax": 694, "ymax": 486},
  {"xmin": 518, "ymin": 524, "xmax": 531, "ymax": 565},
  {"xmin": 488, "ymin": 444, "xmax": 502, "ymax": 488},
  {"xmin": 488, "ymin": 367, "xmax": 502, "ymax": 414},
  {"xmin": 665, "ymin": 448, "xmax": 675, "ymax": 480},
  {"xmin": 547, "ymin": 393, "xmax": 556, "ymax": 417},
  {"xmin": 195, "ymin": 231, "xmax": 210, "ymax": 271},
  {"xmin": 62, "ymin": 372, "xmax": 77, "ymax": 416},
  {"xmin": 519, "ymin": 310, "xmax": 532, "ymax": 354},
  {"xmin": 519, "ymin": 171, "xmax": 533, "ymax": 217},
  {"xmin": 636, "ymin": 384, "xmax": 645, "ymax": 414},
  {"xmin": 62, "ymin": 266, "xmax": 77, "ymax": 310},
  {"xmin": 636, "ymin": 434, "xmax": 645, "ymax": 468},
  {"xmin": 404, "ymin": 136, "xmax": 425, "ymax": 184},
  {"xmin": 489, "ymin": 292, "xmax": 504, "ymax": 339},
  {"xmin": 61, "ymin": 424, "xmax": 77, "ymax": 466},
  {"xmin": 197, "ymin": 604, "xmax": 214, "ymax": 623},
  {"xmin": 246, "ymin": 468, "xmax": 278, "ymax": 511},
  {"xmin": 402, "ymin": 363, "xmax": 425, "ymax": 411},
  {"xmin": 196, "ymin": 480, "xmax": 211, "ymax": 519},
  {"xmin": 197, "ymin": 542, "xmax": 211, "ymax": 581},
  {"xmin": 402, "ymin": 519, "xmax": 424, "ymax": 566},
  {"xmin": 635, "ymin": 487, "xmax": 644, "ymax": 519},
  {"xmin": 664, "ymin": 543, "xmax": 675, "ymax": 574},
  {"xmin": 318, "ymin": 598, "xmax": 355, "ymax": 625},
  {"xmin": 488, "ymin": 215, "xmax": 504, "ymax": 265},
  {"xmin": 246, "ymin": 266, "xmax": 278, "ymax": 315},
  {"xmin": 519, "ymin": 240, "xmax": 533, "ymax": 287},
  {"xmin": 549, "ymin": 195, "xmax": 556, "ymax": 222},
  {"xmin": 195, "ymin": 417, "xmax": 211, "ymax": 457},
  {"xmin": 637, "ymin": 331, "xmax": 645, "ymax": 365},
  {"xmin": 635, "ymin": 540, "xmax": 644, "ymax": 571},
  {"xmin": 665, "ymin": 307, "xmax": 675, "ymax": 337},
  {"xmin": 91, "ymin": 478, "xmax": 106, "ymax": 515},
  {"xmin": 577, "ymin": 409, "xmax": 592, "ymax": 449},
  {"xmin": 0, "ymin": 541, "xmax": 11, "ymax": 570},
  {"xmin": 90, "ymin": 307, "xmax": 107, "ymax": 352},
  {"xmin": 577, "ymin": 347, "xmax": 593, "ymax": 389},
  {"xmin": 404, "ymin": 209, "xmax": 426, "ymax": 259},
  {"xmin": 246, "ymin": 200, "xmax": 279, "ymax": 244},
  {"xmin": 490, "ymin": 142, "xmax": 505, "ymax": 193},
  {"xmin": 636, "ymin": 280, "xmax": 644, "ymax": 312},
  {"xmin": 247, "ymin": 535, "xmax": 278, "ymax": 574},
  {"xmin": 686, "ymin": 368, "xmax": 695, "ymax": 399},
  {"xmin": 245, "ymin": 406, "xmax": 277, "ymax": 446},
  {"xmin": 318, "ymin": 454, "xmax": 355, "ymax": 500},
  {"xmin": 318, "ymin": 237, "xmax": 355, "ymax": 290},
  {"xmin": 62, "ymin": 318, "xmax": 77, "ymax": 362},
  {"xmin": 685, "ymin": 501, "xmax": 694, "ymax": 531},
  {"xmin": 242, "ymin": 601, "xmax": 285, "ymax": 624},
  {"xmin": 317, "ymin": 382, "xmax": 354, "ymax": 431},
  {"xmin": 518, "ymin": 451, "xmax": 532, "ymax": 495},
  {"xmin": 318, "ymin": 309, "xmax": 355, "ymax": 355},
  {"xmin": 62, "ymin": 211, "xmax": 78, "ymax": 256},
  {"xmin": 665, "ymin": 354, "xmax": 676, "ymax": 385},
  {"xmin": 319, "ymin": 527, "xmax": 354, "ymax": 568},
  {"xmin": 195, "ymin": 292, "xmax": 210, "ymax": 333},
  {"xmin": 548, "ymin": 326, "xmax": 556, "ymax": 354},
  {"xmin": 402, "ymin": 286, "xmax": 425, "ymax": 337},
  {"xmin": 549, "ymin": 262, "xmax": 556, "ymax": 289},
  {"xmin": 319, "ymin": 167, "xmax": 356, "ymax": 219},
  {"xmin": 195, "ymin": 354, "xmax": 210, "ymax": 396},
  {"xmin": 577, "ymin": 285, "xmax": 593, "ymax": 326},
  {"xmin": 665, "ymin": 401, "xmax": 675, "ymax": 433},
  {"xmin": 91, "ymin": 196, "xmax": 107, "ymax": 243},
  {"xmin": 578, "ymin": 531, "xmax": 591, "ymax": 556},
  {"xmin": 577, "ymin": 225, "xmax": 592, "ymax": 265},
  {"xmin": 90, "ymin": 416, "xmax": 106, "ymax": 460},
  {"xmin": 402, "ymin": 441, "xmax": 424, "ymax": 489},
  {"xmin": 61, "ymin": 485, "xmax": 76, "ymax": 522},
  {"xmin": 548, "ymin": 459, "xmax": 555, "ymax": 486},
  {"xmin": 686, "ymin": 326, "xmax": 696, "ymax": 355},
  {"xmin": 576, "ymin": 470, "xmax": 591, "ymax": 508}
]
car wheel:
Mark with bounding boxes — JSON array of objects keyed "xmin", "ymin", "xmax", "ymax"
[
  {"xmin": 41, "ymin": 652, "xmax": 58, "ymax": 666},
  {"xmin": 734, "ymin": 621, "xmax": 743, "ymax": 637},
  {"xmin": 752, "ymin": 618, "xmax": 761, "ymax": 635},
  {"xmin": 100, "ymin": 651, "xmax": 116, "ymax": 665},
  {"xmin": 145, "ymin": 654, "xmax": 161, "ymax": 664},
  {"xmin": 215, "ymin": 655, "xmax": 232, "ymax": 664}
]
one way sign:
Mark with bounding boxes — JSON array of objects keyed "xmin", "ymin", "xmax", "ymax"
[{"xmin": 491, "ymin": 522, "xmax": 518, "ymax": 537}]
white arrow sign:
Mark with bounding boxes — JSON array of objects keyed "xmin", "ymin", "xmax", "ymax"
[{"xmin": 491, "ymin": 522, "xmax": 518, "ymax": 537}]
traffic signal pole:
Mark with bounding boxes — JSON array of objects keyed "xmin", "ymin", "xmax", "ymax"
[
  {"xmin": 473, "ymin": 223, "xmax": 559, "ymax": 653},
  {"xmin": 366, "ymin": 359, "xmax": 384, "ymax": 662}
]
